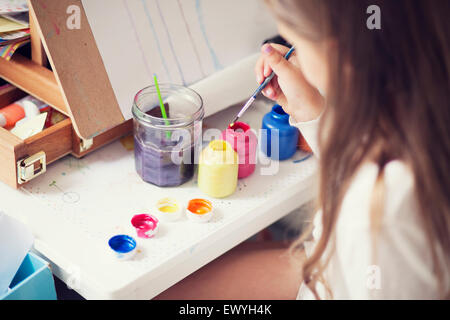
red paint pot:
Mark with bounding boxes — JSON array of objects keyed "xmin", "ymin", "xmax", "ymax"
[
  {"xmin": 131, "ymin": 214, "xmax": 159, "ymax": 239},
  {"xmin": 221, "ymin": 121, "xmax": 257, "ymax": 179}
]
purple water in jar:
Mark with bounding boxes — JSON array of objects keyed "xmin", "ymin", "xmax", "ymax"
[{"xmin": 132, "ymin": 85, "xmax": 203, "ymax": 187}]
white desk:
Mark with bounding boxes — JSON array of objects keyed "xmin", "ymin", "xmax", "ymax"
[{"xmin": 0, "ymin": 100, "xmax": 317, "ymax": 299}]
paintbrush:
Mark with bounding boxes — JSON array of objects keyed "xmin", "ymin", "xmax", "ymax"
[
  {"xmin": 230, "ymin": 46, "xmax": 295, "ymax": 126},
  {"xmin": 153, "ymin": 74, "xmax": 171, "ymax": 139}
]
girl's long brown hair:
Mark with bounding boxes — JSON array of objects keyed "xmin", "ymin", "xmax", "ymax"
[{"xmin": 268, "ymin": 0, "xmax": 450, "ymax": 298}]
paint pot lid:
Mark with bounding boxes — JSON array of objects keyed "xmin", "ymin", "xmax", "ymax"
[
  {"xmin": 108, "ymin": 235, "xmax": 136, "ymax": 253},
  {"xmin": 131, "ymin": 214, "xmax": 158, "ymax": 230},
  {"xmin": 186, "ymin": 199, "xmax": 214, "ymax": 223},
  {"xmin": 187, "ymin": 198, "xmax": 213, "ymax": 215},
  {"xmin": 155, "ymin": 197, "xmax": 182, "ymax": 221}
]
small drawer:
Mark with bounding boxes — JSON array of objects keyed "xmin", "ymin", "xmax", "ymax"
[{"xmin": 0, "ymin": 85, "xmax": 73, "ymax": 189}]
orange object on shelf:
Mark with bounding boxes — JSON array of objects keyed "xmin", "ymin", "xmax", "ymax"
[
  {"xmin": 0, "ymin": 103, "xmax": 25, "ymax": 129},
  {"xmin": 187, "ymin": 199, "xmax": 213, "ymax": 215},
  {"xmin": 186, "ymin": 198, "xmax": 214, "ymax": 223},
  {"xmin": 298, "ymin": 131, "xmax": 313, "ymax": 153}
]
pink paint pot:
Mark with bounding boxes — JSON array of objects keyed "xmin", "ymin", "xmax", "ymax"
[
  {"xmin": 131, "ymin": 214, "xmax": 159, "ymax": 239},
  {"xmin": 221, "ymin": 122, "xmax": 258, "ymax": 178}
]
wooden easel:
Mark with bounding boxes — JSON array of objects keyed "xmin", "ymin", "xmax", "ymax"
[{"xmin": 0, "ymin": 0, "xmax": 132, "ymax": 189}]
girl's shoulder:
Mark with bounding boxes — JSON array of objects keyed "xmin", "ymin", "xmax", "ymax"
[
  {"xmin": 338, "ymin": 160, "xmax": 418, "ymax": 229},
  {"xmin": 328, "ymin": 160, "xmax": 447, "ymax": 299},
  {"xmin": 312, "ymin": 160, "xmax": 417, "ymax": 237}
]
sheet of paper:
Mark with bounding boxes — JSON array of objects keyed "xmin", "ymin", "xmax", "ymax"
[
  {"xmin": 0, "ymin": 37, "xmax": 29, "ymax": 60},
  {"xmin": 0, "ymin": 0, "xmax": 28, "ymax": 14},
  {"xmin": 10, "ymin": 112, "xmax": 47, "ymax": 139},
  {"xmin": 0, "ymin": 211, "xmax": 34, "ymax": 295},
  {"xmin": 190, "ymin": 53, "xmax": 259, "ymax": 117},
  {"xmin": 82, "ymin": 0, "xmax": 277, "ymax": 120},
  {"xmin": 0, "ymin": 28, "xmax": 29, "ymax": 44},
  {"xmin": 0, "ymin": 16, "xmax": 27, "ymax": 32},
  {"xmin": 1, "ymin": 12, "xmax": 29, "ymax": 27}
]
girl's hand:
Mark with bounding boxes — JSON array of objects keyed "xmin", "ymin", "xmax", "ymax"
[{"xmin": 255, "ymin": 43, "xmax": 324, "ymax": 122}]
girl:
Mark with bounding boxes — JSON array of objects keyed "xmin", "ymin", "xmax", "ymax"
[{"xmin": 157, "ymin": 0, "xmax": 449, "ymax": 299}]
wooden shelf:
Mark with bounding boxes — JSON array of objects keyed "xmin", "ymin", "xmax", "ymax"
[{"xmin": 0, "ymin": 54, "xmax": 67, "ymax": 115}]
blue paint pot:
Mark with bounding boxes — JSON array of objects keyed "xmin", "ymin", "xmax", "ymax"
[
  {"xmin": 261, "ymin": 104, "xmax": 299, "ymax": 160},
  {"xmin": 108, "ymin": 235, "xmax": 137, "ymax": 261}
]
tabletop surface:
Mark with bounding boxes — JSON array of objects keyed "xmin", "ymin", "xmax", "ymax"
[{"xmin": 0, "ymin": 100, "xmax": 318, "ymax": 299}]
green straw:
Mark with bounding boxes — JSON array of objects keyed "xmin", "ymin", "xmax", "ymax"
[{"xmin": 153, "ymin": 74, "xmax": 171, "ymax": 138}]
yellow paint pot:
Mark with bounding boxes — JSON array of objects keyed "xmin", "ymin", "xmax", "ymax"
[{"xmin": 198, "ymin": 140, "xmax": 238, "ymax": 198}]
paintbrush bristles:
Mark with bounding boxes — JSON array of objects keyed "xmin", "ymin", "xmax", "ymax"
[{"xmin": 229, "ymin": 116, "xmax": 239, "ymax": 127}]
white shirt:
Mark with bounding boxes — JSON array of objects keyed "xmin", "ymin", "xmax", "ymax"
[{"xmin": 291, "ymin": 116, "xmax": 449, "ymax": 299}]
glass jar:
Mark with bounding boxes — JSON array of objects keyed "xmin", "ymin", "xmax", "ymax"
[{"xmin": 132, "ymin": 84, "xmax": 203, "ymax": 187}]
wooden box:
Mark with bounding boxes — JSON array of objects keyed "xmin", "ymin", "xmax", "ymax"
[{"xmin": 0, "ymin": 0, "xmax": 131, "ymax": 189}]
